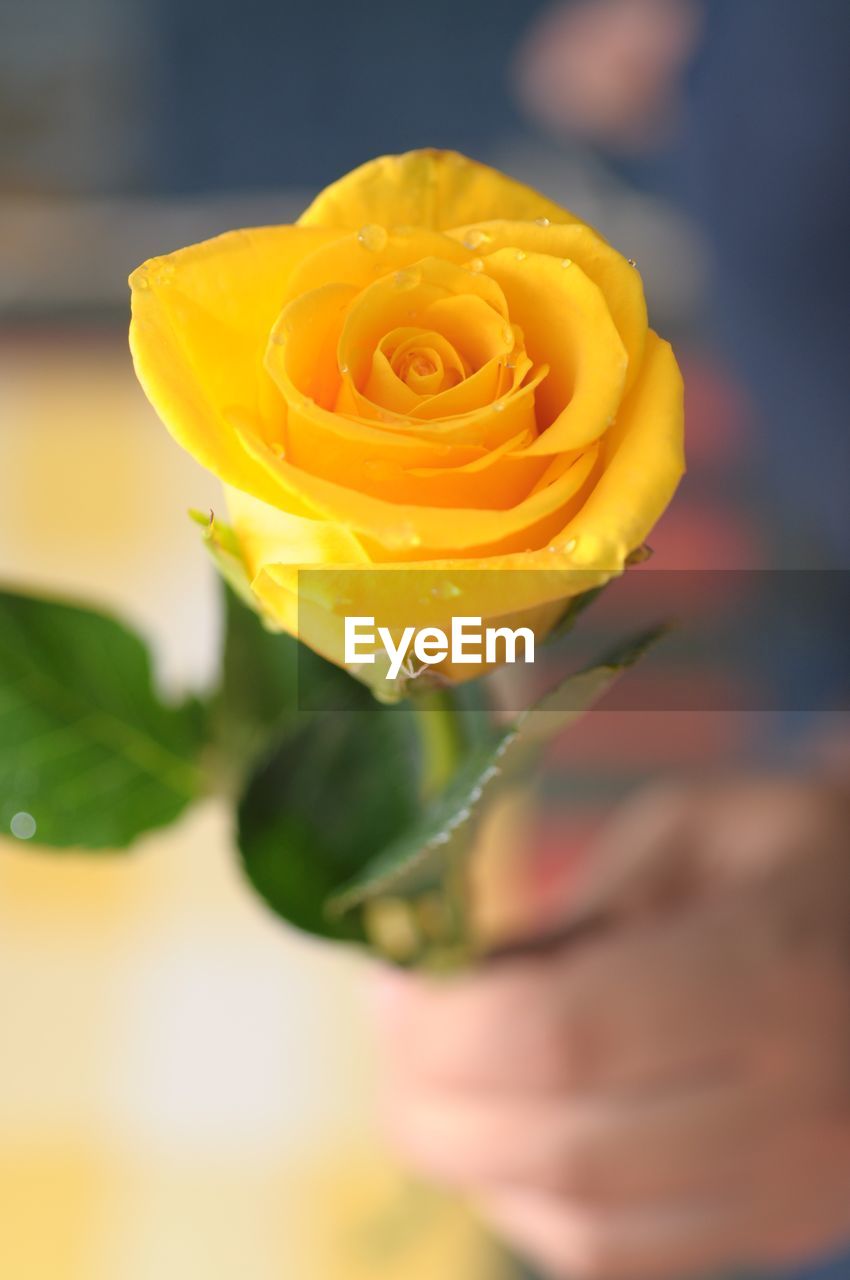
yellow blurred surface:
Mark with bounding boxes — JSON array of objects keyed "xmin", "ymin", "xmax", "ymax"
[{"xmin": 0, "ymin": 333, "xmax": 509, "ymax": 1279}]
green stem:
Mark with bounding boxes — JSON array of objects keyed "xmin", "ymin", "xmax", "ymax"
[
  {"xmin": 408, "ymin": 684, "xmax": 476, "ymax": 967},
  {"xmin": 410, "ymin": 684, "xmax": 467, "ymax": 797}
]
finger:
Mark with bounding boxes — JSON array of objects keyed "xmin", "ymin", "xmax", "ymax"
[
  {"xmin": 740, "ymin": 1121, "xmax": 850, "ymax": 1272},
  {"xmin": 370, "ymin": 956, "xmax": 597, "ymax": 1092},
  {"xmin": 545, "ymin": 901, "xmax": 760, "ymax": 1090},
  {"xmin": 372, "ymin": 902, "xmax": 757, "ymax": 1094},
  {"xmin": 477, "ymin": 1189, "xmax": 739, "ymax": 1280},
  {"xmin": 382, "ymin": 1080, "xmax": 767, "ymax": 1206}
]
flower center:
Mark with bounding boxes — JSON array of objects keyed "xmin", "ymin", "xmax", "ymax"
[{"xmin": 381, "ymin": 328, "xmax": 467, "ymax": 398}]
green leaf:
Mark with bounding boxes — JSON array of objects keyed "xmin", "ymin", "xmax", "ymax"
[
  {"xmin": 237, "ymin": 703, "xmax": 424, "ymax": 941},
  {"xmin": 546, "ymin": 584, "xmax": 607, "ymax": 642},
  {"xmin": 211, "ymin": 584, "xmax": 374, "ymax": 788},
  {"xmin": 210, "ymin": 585, "xmax": 299, "ymax": 784},
  {"xmin": 0, "ymin": 589, "xmax": 207, "ymax": 850},
  {"xmin": 328, "ymin": 626, "xmax": 666, "ymax": 917},
  {"xmin": 543, "ymin": 548, "xmax": 653, "ymax": 648}
]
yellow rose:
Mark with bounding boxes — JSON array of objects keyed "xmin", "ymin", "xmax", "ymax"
[{"xmin": 130, "ymin": 149, "xmax": 684, "ymax": 692}]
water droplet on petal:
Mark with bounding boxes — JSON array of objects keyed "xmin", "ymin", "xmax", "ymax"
[
  {"xmin": 393, "ymin": 267, "xmax": 421, "ymax": 290},
  {"xmin": 535, "ymin": 216, "xmax": 551, "ymax": 227},
  {"xmin": 493, "ymin": 401, "xmax": 506, "ymax": 413},
  {"xmin": 468, "ymin": 257, "xmax": 485, "ymax": 273},
  {"xmin": 463, "ymin": 228, "xmax": 491, "ymax": 251},
  {"xmin": 627, "ymin": 257, "xmax": 638, "ymax": 268},
  {"xmin": 561, "ymin": 257, "xmax": 572, "ymax": 269},
  {"xmin": 339, "ymin": 361, "xmax": 350, "ymax": 375},
  {"xmin": 515, "ymin": 249, "xmax": 527, "ymax": 261},
  {"xmin": 357, "ymin": 223, "xmax": 388, "ymax": 251},
  {"xmin": 563, "ymin": 537, "xmax": 578, "ymax": 554},
  {"xmin": 135, "ymin": 272, "xmax": 150, "ymax": 291},
  {"xmin": 10, "ymin": 811, "xmax": 36, "ymax": 840}
]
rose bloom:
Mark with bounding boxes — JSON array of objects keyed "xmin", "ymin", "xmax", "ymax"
[{"xmin": 130, "ymin": 150, "xmax": 684, "ymax": 691}]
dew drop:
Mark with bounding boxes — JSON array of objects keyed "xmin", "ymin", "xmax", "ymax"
[
  {"xmin": 561, "ymin": 257, "xmax": 572, "ymax": 269},
  {"xmin": 627, "ymin": 257, "xmax": 638, "ymax": 268},
  {"xmin": 468, "ymin": 257, "xmax": 485, "ymax": 273},
  {"xmin": 339, "ymin": 361, "xmax": 350, "ymax": 375},
  {"xmin": 357, "ymin": 223, "xmax": 388, "ymax": 251},
  {"xmin": 10, "ymin": 811, "xmax": 36, "ymax": 840},
  {"xmin": 515, "ymin": 249, "xmax": 527, "ymax": 261},
  {"xmin": 563, "ymin": 537, "xmax": 579, "ymax": 554},
  {"xmin": 134, "ymin": 272, "xmax": 150, "ymax": 291},
  {"xmin": 493, "ymin": 401, "xmax": 506, "ymax": 413},
  {"xmin": 534, "ymin": 216, "xmax": 551, "ymax": 227},
  {"xmin": 463, "ymin": 228, "xmax": 491, "ymax": 251},
  {"xmin": 393, "ymin": 266, "xmax": 421, "ymax": 290},
  {"xmin": 505, "ymin": 356, "xmax": 517, "ymax": 369}
]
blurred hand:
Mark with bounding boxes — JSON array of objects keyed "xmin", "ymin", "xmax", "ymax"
[
  {"xmin": 370, "ymin": 776, "xmax": 850, "ymax": 1279},
  {"xmin": 513, "ymin": 0, "xmax": 703, "ymax": 150}
]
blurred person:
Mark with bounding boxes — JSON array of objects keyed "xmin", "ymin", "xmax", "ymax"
[
  {"xmin": 513, "ymin": 0, "xmax": 850, "ymax": 562},
  {"xmin": 373, "ymin": 771, "xmax": 850, "ymax": 1279},
  {"xmin": 371, "ymin": 3, "xmax": 850, "ymax": 1278}
]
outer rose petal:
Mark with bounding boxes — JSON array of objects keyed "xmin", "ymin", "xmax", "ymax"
[
  {"xmin": 129, "ymin": 224, "xmax": 339, "ymax": 502},
  {"xmin": 561, "ymin": 330, "xmax": 685, "ymax": 565},
  {"xmin": 236, "ymin": 423, "xmax": 599, "ymax": 557},
  {"xmin": 298, "ymin": 150, "xmax": 573, "ymax": 233},
  {"xmin": 251, "ymin": 564, "xmax": 571, "ymax": 692},
  {"xmin": 228, "ymin": 475, "xmax": 621, "ymax": 668}
]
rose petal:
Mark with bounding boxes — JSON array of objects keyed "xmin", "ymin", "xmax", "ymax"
[
  {"xmin": 448, "ymin": 219, "xmax": 648, "ymax": 392},
  {"xmin": 298, "ymin": 149, "xmax": 574, "ymax": 232},
  {"xmin": 129, "ymin": 224, "xmax": 339, "ymax": 500},
  {"xmin": 561, "ymin": 329, "xmax": 685, "ymax": 563},
  {"xmin": 235, "ymin": 423, "xmax": 599, "ymax": 557},
  {"xmin": 482, "ymin": 248, "xmax": 628, "ymax": 455}
]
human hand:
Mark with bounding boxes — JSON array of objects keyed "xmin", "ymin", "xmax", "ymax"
[
  {"xmin": 370, "ymin": 776, "xmax": 850, "ymax": 1278},
  {"xmin": 513, "ymin": 0, "xmax": 703, "ymax": 151}
]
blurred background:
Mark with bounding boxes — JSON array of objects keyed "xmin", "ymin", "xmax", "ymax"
[{"xmin": 1, "ymin": 1, "xmax": 848, "ymax": 1276}]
